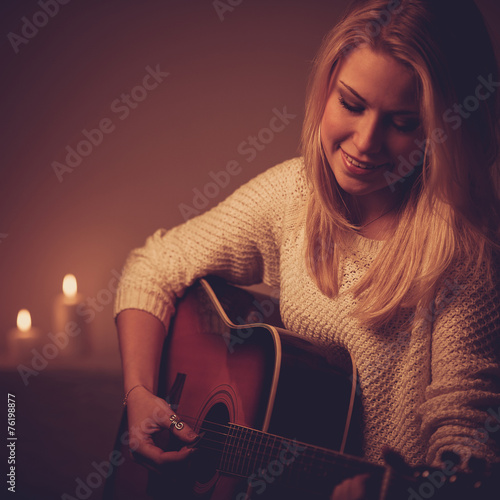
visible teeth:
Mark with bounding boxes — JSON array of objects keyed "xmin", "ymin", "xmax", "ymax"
[{"xmin": 344, "ymin": 151, "xmax": 380, "ymax": 170}]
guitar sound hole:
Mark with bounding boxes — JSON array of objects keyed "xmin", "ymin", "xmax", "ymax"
[{"xmin": 192, "ymin": 403, "xmax": 230, "ymax": 485}]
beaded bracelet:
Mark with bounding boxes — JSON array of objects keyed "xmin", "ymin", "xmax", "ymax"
[{"xmin": 122, "ymin": 384, "xmax": 148, "ymax": 407}]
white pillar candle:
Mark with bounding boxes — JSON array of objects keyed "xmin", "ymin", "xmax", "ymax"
[
  {"xmin": 52, "ymin": 274, "xmax": 90, "ymax": 357},
  {"xmin": 8, "ymin": 309, "xmax": 42, "ymax": 363}
]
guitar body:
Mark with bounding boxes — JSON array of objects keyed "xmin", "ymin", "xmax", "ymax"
[
  {"xmin": 105, "ymin": 277, "xmax": 500, "ymax": 500},
  {"xmin": 106, "ymin": 277, "xmax": 362, "ymax": 500}
]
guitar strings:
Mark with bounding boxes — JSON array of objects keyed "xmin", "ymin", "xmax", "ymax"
[
  {"xmin": 162, "ymin": 413, "xmax": 375, "ymax": 474},
  {"xmin": 191, "ymin": 437, "xmax": 360, "ymax": 468},
  {"xmin": 175, "ymin": 412, "xmax": 347, "ymax": 459},
  {"xmin": 195, "ymin": 436, "xmax": 364, "ymax": 498},
  {"xmin": 191, "ymin": 437, "xmax": 374, "ymax": 479},
  {"xmin": 173, "ymin": 413, "xmax": 309, "ymax": 450},
  {"xmin": 174, "ymin": 412, "xmax": 335, "ymax": 457}
]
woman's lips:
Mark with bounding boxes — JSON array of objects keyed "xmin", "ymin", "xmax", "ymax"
[{"xmin": 340, "ymin": 148, "xmax": 390, "ymax": 176}]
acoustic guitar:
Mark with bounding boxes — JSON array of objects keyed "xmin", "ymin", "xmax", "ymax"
[{"xmin": 104, "ymin": 277, "xmax": 496, "ymax": 500}]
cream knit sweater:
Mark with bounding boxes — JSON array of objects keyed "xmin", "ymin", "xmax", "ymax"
[{"xmin": 114, "ymin": 157, "xmax": 500, "ymax": 470}]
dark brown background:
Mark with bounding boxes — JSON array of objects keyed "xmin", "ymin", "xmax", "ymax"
[{"xmin": 0, "ymin": 0, "xmax": 499, "ymax": 499}]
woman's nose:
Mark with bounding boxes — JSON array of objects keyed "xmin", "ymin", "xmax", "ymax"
[{"xmin": 352, "ymin": 114, "xmax": 384, "ymax": 156}]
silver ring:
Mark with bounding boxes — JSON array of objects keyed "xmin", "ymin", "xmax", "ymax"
[{"xmin": 169, "ymin": 414, "xmax": 184, "ymax": 430}]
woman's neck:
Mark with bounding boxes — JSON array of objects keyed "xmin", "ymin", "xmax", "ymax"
[
  {"xmin": 357, "ymin": 209, "xmax": 399, "ymax": 240},
  {"xmin": 350, "ymin": 186, "xmax": 404, "ymax": 240}
]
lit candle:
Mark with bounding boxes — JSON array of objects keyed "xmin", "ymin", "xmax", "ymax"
[
  {"xmin": 53, "ymin": 274, "xmax": 90, "ymax": 357},
  {"xmin": 8, "ymin": 309, "xmax": 42, "ymax": 362}
]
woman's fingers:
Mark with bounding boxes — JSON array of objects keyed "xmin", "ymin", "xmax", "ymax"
[
  {"xmin": 126, "ymin": 389, "xmax": 200, "ymax": 465},
  {"xmin": 155, "ymin": 406, "xmax": 199, "ymax": 444},
  {"xmin": 330, "ymin": 474, "xmax": 369, "ymax": 500},
  {"xmin": 129, "ymin": 420, "xmax": 201, "ymax": 468},
  {"xmin": 132, "ymin": 441, "xmax": 197, "ymax": 469},
  {"xmin": 170, "ymin": 421, "xmax": 199, "ymax": 443}
]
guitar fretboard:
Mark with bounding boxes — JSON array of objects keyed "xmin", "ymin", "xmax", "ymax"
[{"xmin": 219, "ymin": 423, "xmax": 384, "ymax": 487}]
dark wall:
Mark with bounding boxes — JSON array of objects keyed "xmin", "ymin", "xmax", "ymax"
[{"xmin": 1, "ymin": 0, "xmax": 499, "ymax": 363}]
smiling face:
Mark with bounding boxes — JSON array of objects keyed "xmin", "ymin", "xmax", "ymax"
[{"xmin": 320, "ymin": 45, "xmax": 422, "ymax": 216}]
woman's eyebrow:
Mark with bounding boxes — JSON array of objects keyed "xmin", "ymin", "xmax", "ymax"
[
  {"xmin": 340, "ymin": 80, "xmax": 367, "ymax": 103},
  {"xmin": 339, "ymin": 80, "xmax": 419, "ymax": 116}
]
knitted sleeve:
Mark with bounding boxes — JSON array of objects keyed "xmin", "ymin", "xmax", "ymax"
[
  {"xmin": 113, "ymin": 158, "xmax": 300, "ymax": 329},
  {"xmin": 420, "ymin": 263, "xmax": 500, "ymax": 470}
]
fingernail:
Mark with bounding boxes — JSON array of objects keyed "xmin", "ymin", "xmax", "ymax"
[{"xmin": 187, "ymin": 432, "xmax": 204, "ymax": 448}]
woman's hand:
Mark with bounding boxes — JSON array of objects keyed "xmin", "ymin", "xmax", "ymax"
[
  {"xmin": 116, "ymin": 310, "xmax": 199, "ymax": 468},
  {"xmin": 330, "ymin": 474, "xmax": 369, "ymax": 500},
  {"xmin": 329, "ymin": 449, "xmax": 408, "ymax": 499},
  {"xmin": 126, "ymin": 385, "xmax": 199, "ymax": 468}
]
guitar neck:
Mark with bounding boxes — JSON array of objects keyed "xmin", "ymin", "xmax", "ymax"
[{"xmin": 216, "ymin": 423, "xmax": 385, "ymax": 492}]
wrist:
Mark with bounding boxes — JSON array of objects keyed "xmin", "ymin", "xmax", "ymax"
[
  {"xmin": 122, "ymin": 384, "xmax": 152, "ymax": 406},
  {"xmin": 121, "ymin": 364, "xmax": 157, "ymax": 395}
]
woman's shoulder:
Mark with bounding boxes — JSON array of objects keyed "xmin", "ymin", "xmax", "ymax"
[
  {"xmin": 249, "ymin": 156, "xmax": 308, "ymax": 199},
  {"xmin": 267, "ymin": 155, "xmax": 305, "ymax": 175},
  {"xmin": 433, "ymin": 255, "xmax": 500, "ymax": 319},
  {"xmin": 220, "ymin": 157, "xmax": 309, "ymax": 232}
]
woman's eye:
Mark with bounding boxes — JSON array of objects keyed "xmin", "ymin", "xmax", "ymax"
[
  {"xmin": 393, "ymin": 120, "xmax": 420, "ymax": 133},
  {"xmin": 337, "ymin": 93, "xmax": 420, "ymax": 133},
  {"xmin": 338, "ymin": 96, "xmax": 364, "ymax": 114}
]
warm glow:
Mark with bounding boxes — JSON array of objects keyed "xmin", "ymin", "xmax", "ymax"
[
  {"xmin": 17, "ymin": 309, "xmax": 32, "ymax": 332},
  {"xmin": 63, "ymin": 274, "xmax": 77, "ymax": 298}
]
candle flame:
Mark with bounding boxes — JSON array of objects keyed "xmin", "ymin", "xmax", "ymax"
[
  {"xmin": 17, "ymin": 309, "xmax": 31, "ymax": 332},
  {"xmin": 63, "ymin": 274, "xmax": 77, "ymax": 298}
]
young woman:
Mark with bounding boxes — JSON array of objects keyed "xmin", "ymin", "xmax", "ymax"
[{"xmin": 114, "ymin": 0, "xmax": 500, "ymax": 497}]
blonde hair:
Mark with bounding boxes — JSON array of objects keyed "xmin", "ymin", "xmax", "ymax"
[{"xmin": 302, "ymin": 0, "xmax": 500, "ymax": 327}]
